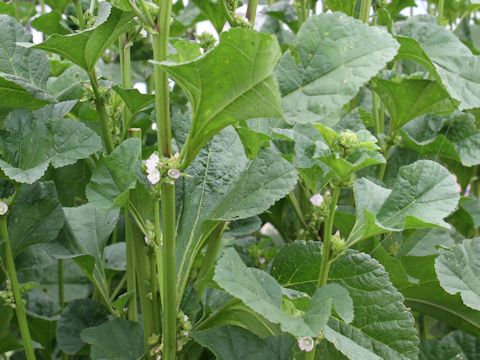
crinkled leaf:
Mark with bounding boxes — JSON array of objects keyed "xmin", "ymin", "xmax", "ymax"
[
  {"xmin": 56, "ymin": 298, "xmax": 109, "ymax": 355},
  {"xmin": 214, "ymin": 248, "xmax": 353, "ymax": 337},
  {"xmin": 402, "ymin": 112, "xmax": 480, "ymax": 167},
  {"xmin": 192, "ymin": 326, "xmax": 295, "ymax": 360},
  {"xmin": 420, "ymin": 331, "xmax": 480, "ymax": 360},
  {"xmin": 34, "ymin": 2, "xmax": 134, "ymax": 72},
  {"xmin": 9, "ymin": 181, "xmax": 64, "ymax": 256},
  {"xmin": 81, "ymin": 319, "xmax": 144, "ymax": 360},
  {"xmin": 348, "ymin": 160, "xmax": 460, "ymax": 244},
  {"xmin": 397, "ymin": 16, "xmax": 480, "ymax": 110},
  {"xmin": 159, "ymin": 28, "xmax": 282, "ymax": 167},
  {"xmin": 0, "ymin": 14, "xmax": 53, "ymax": 111},
  {"xmin": 435, "ymin": 238, "xmax": 480, "ymax": 311},
  {"xmin": 276, "ymin": 12, "xmax": 399, "ymax": 125},
  {"xmin": 0, "ymin": 102, "xmax": 102, "ymax": 184},
  {"xmin": 271, "ymin": 243, "xmax": 419, "ymax": 360},
  {"xmin": 372, "ymin": 77, "xmax": 455, "ymax": 128},
  {"xmin": 86, "ymin": 138, "xmax": 141, "ymax": 208}
]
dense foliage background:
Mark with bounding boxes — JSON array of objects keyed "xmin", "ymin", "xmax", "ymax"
[{"xmin": 0, "ymin": 0, "xmax": 480, "ymax": 359}]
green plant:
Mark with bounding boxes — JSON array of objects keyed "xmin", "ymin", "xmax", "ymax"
[{"xmin": 1, "ymin": 0, "xmax": 480, "ymax": 359}]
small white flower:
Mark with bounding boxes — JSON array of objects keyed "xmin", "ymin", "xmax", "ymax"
[
  {"xmin": 147, "ymin": 169, "xmax": 161, "ymax": 185},
  {"xmin": 298, "ymin": 336, "xmax": 315, "ymax": 352},
  {"xmin": 183, "ymin": 314, "xmax": 189, "ymax": 322},
  {"xmin": 167, "ymin": 168, "xmax": 181, "ymax": 180},
  {"xmin": 146, "ymin": 153, "xmax": 159, "ymax": 172},
  {"xmin": 310, "ymin": 193, "xmax": 324, "ymax": 207},
  {"xmin": 260, "ymin": 222, "xmax": 279, "ymax": 237},
  {"xmin": 144, "ymin": 236, "xmax": 151, "ymax": 245},
  {"xmin": 0, "ymin": 201, "xmax": 8, "ymax": 215},
  {"xmin": 258, "ymin": 256, "xmax": 266, "ymax": 265}
]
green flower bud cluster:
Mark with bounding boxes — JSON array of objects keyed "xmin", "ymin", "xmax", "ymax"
[
  {"xmin": 197, "ymin": 32, "xmax": 216, "ymax": 52},
  {"xmin": 331, "ymin": 230, "xmax": 346, "ymax": 256},
  {"xmin": 177, "ymin": 311, "xmax": 192, "ymax": 351}
]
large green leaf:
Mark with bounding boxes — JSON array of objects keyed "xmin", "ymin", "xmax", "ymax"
[
  {"xmin": 371, "ymin": 77, "xmax": 455, "ymax": 128},
  {"xmin": 0, "ymin": 102, "xmax": 102, "ymax": 184},
  {"xmin": 175, "ymin": 126, "xmax": 297, "ymax": 300},
  {"xmin": 81, "ymin": 319, "xmax": 144, "ymax": 360},
  {"xmin": 86, "ymin": 138, "xmax": 141, "ymax": 208},
  {"xmin": 57, "ymin": 204, "xmax": 119, "ymax": 302},
  {"xmin": 34, "ymin": 2, "xmax": 134, "ymax": 73},
  {"xmin": 348, "ymin": 160, "xmax": 460, "ymax": 244},
  {"xmin": 192, "ymin": 326, "xmax": 295, "ymax": 360},
  {"xmin": 276, "ymin": 12, "xmax": 399, "ymax": 126},
  {"xmin": 402, "ymin": 112, "xmax": 480, "ymax": 167},
  {"xmin": 420, "ymin": 331, "xmax": 480, "ymax": 360},
  {"xmin": 271, "ymin": 242, "xmax": 419, "ymax": 360},
  {"xmin": 0, "ymin": 14, "xmax": 53, "ymax": 111},
  {"xmin": 435, "ymin": 239, "xmax": 480, "ymax": 311},
  {"xmin": 8, "ymin": 181, "xmax": 64, "ymax": 256},
  {"xmin": 214, "ymin": 248, "xmax": 353, "ymax": 338},
  {"xmin": 191, "ymin": 0, "xmax": 226, "ymax": 33},
  {"xmin": 56, "ymin": 298, "xmax": 109, "ymax": 355},
  {"xmin": 396, "ymin": 16, "xmax": 480, "ymax": 110},
  {"xmin": 159, "ymin": 28, "xmax": 282, "ymax": 167}
]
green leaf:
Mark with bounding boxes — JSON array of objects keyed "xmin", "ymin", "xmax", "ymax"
[
  {"xmin": 56, "ymin": 298, "xmax": 109, "ymax": 355},
  {"xmin": 402, "ymin": 112, "xmax": 480, "ymax": 167},
  {"xmin": 81, "ymin": 319, "xmax": 144, "ymax": 360},
  {"xmin": 271, "ymin": 243, "xmax": 419, "ymax": 360},
  {"xmin": 396, "ymin": 16, "xmax": 480, "ymax": 110},
  {"xmin": 58, "ymin": 204, "xmax": 119, "ymax": 301},
  {"xmin": 192, "ymin": 326, "xmax": 295, "ymax": 360},
  {"xmin": 9, "ymin": 181, "xmax": 64, "ymax": 256},
  {"xmin": 159, "ymin": 28, "xmax": 282, "ymax": 167},
  {"xmin": 34, "ymin": 2, "xmax": 134, "ymax": 72},
  {"xmin": 86, "ymin": 138, "xmax": 141, "ymax": 208},
  {"xmin": 435, "ymin": 238, "xmax": 480, "ymax": 311},
  {"xmin": 420, "ymin": 330, "xmax": 480, "ymax": 360},
  {"xmin": 0, "ymin": 14, "xmax": 53, "ymax": 111},
  {"xmin": 175, "ymin": 127, "xmax": 297, "ymax": 299},
  {"xmin": 214, "ymin": 248, "xmax": 353, "ymax": 338},
  {"xmin": 112, "ymin": 86, "xmax": 154, "ymax": 114},
  {"xmin": 0, "ymin": 102, "xmax": 102, "ymax": 184},
  {"xmin": 371, "ymin": 77, "xmax": 455, "ymax": 128},
  {"xmin": 47, "ymin": 65, "xmax": 89, "ymax": 101},
  {"xmin": 348, "ymin": 160, "xmax": 460, "ymax": 244},
  {"xmin": 276, "ymin": 12, "xmax": 399, "ymax": 126},
  {"xmin": 191, "ymin": 0, "xmax": 226, "ymax": 34},
  {"xmin": 31, "ymin": 11, "xmax": 71, "ymax": 36}
]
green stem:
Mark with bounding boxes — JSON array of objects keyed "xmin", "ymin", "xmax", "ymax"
[
  {"xmin": 288, "ymin": 192, "xmax": 308, "ymax": 230},
  {"xmin": 246, "ymin": 0, "xmax": 258, "ymax": 25},
  {"xmin": 152, "ymin": 1, "xmax": 176, "ymax": 358},
  {"xmin": 0, "ymin": 216, "xmax": 36, "ymax": 360},
  {"xmin": 438, "ymin": 0, "xmax": 445, "ymax": 24},
  {"xmin": 119, "ymin": 34, "xmax": 133, "ymax": 139},
  {"xmin": 296, "ymin": 0, "xmax": 308, "ymax": 25},
  {"xmin": 359, "ymin": 0, "xmax": 372, "ymax": 23},
  {"xmin": 88, "ymin": 70, "xmax": 115, "ymax": 154},
  {"xmin": 58, "ymin": 259, "xmax": 65, "ymax": 309},
  {"xmin": 195, "ymin": 223, "xmax": 227, "ymax": 297},
  {"xmin": 73, "ymin": 0, "xmax": 86, "ymax": 29},
  {"xmin": 89, "ymin": 0, "xmax": 98, "ymax": 15},
  {"xmin": 305, "ymin": 350, "xmax": 315, "ymax": 360},
  {"xmin": 124, "ymin": 210, "xmax": 138, "ymax": 321},
  {"xmin": 154, "ymin": 201, "xmax": 164, "ymax": 304},
  {"xmin": 316, "ymin": 187, "xmax": 341, "ymax": 288}
]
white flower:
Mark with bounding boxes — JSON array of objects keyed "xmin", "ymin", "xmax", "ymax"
[
  {"xmin": 260, "ymin": 222, "xmax": 279, "ymax": 237},
  {"xmin": 144, "ymin": 236, "xmax": 151, "ymax": 245},
  {"xmin": 309, "ymin": 193, "xmax": 324, "ymax": 207},
  {"xmin": 147, "ymin": 169, "xmax": 161, "ymax": 185},
  {"xmin": 146, "ymin": 153, "xmax": 159, "ymax": 172},
  {"xmin": 167, "ymin": 168, "xmax": 181, "ymax": 180},
  {"xmin": 183, "ymin": 314, "xmax": 189, "ymax": 322},
  {"xmin": 297, "ymin": 336, "xmax": 315, "ymax": 352},
  {"xmin": 0, "ymin": 201, "xmax": 8, "ymax": 215},
  {"xmin": 258, "ymin": 256, "xmax": 266, "ymax": 265}
]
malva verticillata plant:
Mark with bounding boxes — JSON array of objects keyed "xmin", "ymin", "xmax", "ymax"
[{"xmin": 1, "ymin": 0, "xmax": 480, "ymax": 359}]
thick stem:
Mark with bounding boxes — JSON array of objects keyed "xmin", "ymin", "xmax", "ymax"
[
  {"xmin": 151, "ymin": 2, "xmax": 176, "ymax": 359},
  {"xmin": 438, "ymin": 0, "xmax": 445, "ymax": 24},
  {"xmin": 154, "ymin": 201, "xmax": 164, "ymax": 303},
  {"xmin": 359, "ymin": 0, "xmax": 372, "ymax": 23},
  {"xmin": 297, "ymin": 0, "xmax": 308, "ymax": 25},
  {"xmin": 1, "ymin": 216, "xmax": 36, "ymax": 360},
  {"xmin": 316, "ymin": 187, "xmax": 341, "ymax": 288},
  {"xmin": 124, "ymin": 210, "xmax": 138, "ymax": 321},
  {"xmin": 88, "ymin": 70, "xmax": 115, "ymax": 154},
  {"xmin": 246, "ymin": 0, "xmax": 258, "ymax": 26}
]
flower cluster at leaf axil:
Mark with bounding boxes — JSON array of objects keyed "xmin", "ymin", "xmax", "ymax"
[
  {"xmin": 144, "ymin": 152, "xmax": 183, "ymax": 186},
  {"xmin": 148, "ymin": 312, "xmax": 191, "ymax": 359}
]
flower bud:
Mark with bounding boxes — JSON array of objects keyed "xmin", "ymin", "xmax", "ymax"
[{"xmin": 297, "ymin": 336, "xmax": 315, "ymax": 352}]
